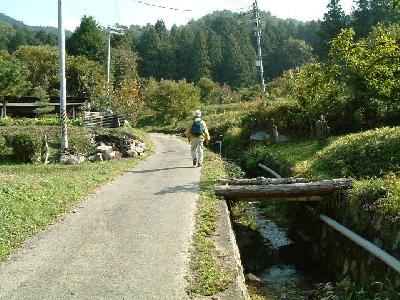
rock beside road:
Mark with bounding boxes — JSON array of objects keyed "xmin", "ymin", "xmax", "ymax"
[
  {"xmin": 91, "ymin": 137, "xmax": 147, "ymax": 162},
  {"xmin": 60, "ymin": 154, "xmax": 86, "ymax": 165}
]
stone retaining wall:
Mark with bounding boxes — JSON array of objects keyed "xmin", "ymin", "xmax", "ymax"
[{"xmin": 316, "ymin": 206, "xmax": 400, "ymax": 291}]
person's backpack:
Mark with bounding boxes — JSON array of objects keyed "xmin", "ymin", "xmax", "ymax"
[{"xmin": 191, "ymin": 119, "xmax": 205, "ymax": 136}]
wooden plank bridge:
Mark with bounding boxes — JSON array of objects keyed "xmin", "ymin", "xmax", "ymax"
[{"xmin": 215, "ymin": 177, "xmax": 352, "ymax": 202}]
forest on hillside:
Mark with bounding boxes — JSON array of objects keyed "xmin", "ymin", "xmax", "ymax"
[
  {"xmin": 0, "ymin": 0, "xmax": 399, "ymax": 132},
  {"xmin": 1, "ymin": 0, "xmax": 398, "ymax": 86}
]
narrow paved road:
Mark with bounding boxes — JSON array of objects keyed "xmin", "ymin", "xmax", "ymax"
[{"xmin": 0, "ymin": 133, "xmax": 199, "ymax": 300}]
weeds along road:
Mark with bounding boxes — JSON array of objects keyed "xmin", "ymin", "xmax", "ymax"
[{"xmin": 0, "ymin": 133, "xmax": 199, "ymax": 300}]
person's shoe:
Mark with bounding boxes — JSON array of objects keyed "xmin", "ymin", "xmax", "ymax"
[
  {"xmin": 193, "ymin": 159, "xmax": 197, "ymax": 166},
  {"xmin": 197, "ymin": 163, "xmax": 202, "ymax": 167}
]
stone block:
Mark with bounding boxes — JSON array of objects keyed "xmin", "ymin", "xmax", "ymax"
[
  {"xmin": 88, "ymin": 153, "xmax": 103, "ymax": 162},
  {"xmin": 96, "ymin": 143, "xmax": 113, "ymax": 154},
  {"xmin": 60, "ymin": 154, "xmax": 86, "ymax": 165},
  {"xmin": 126, "ymin": 150, "xmax": 138, "ymax": 157},
  {"xmin": 103, "ymin": 151, "xmax": 116, "ymax": 160}
]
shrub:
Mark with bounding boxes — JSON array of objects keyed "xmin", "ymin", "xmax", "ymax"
[
  {"xmin": 241, "ymin": 99, "xmax": 307, "ymax": 135},
  {"xmin": 109, "ymin": 80, "xmax": 144, "ymax": 126},
  {"xmin": 0, "ymin": 135, "xmax": 9, "ymax": 158},
  {"xmin": 241, "ymin": 145, "xmax": 292, "ymax": 177},
  {"xmin": 4, "ymin": 132, "xmax": 41, "ymax": 163},
  {"xmin": 145, "ymin": 79, "xmax": 201, "ymax": 126},
  {"xmin": 221, "ymin": 127, "xmax": 247, "ymax": 159},
  {"xmin": 196, "ymin": 77, "xmax": 219, "ymax": 104},
  {"xmin": 304, "ymin": 127, "xmax": 400, "ymax": 179},
  {"xmin": 0, "ymin": 117, "xmax": 82, "ymax": 127}
]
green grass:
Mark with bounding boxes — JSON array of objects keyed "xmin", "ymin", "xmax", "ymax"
[
  {"xmin": 240, "ymin": 127, "xmax": 400, "ymax": 219},
  {"xmin": 191, "ymin": 151, "xmax": 243, "ymax": 295},
  {"xmin": 138, "ymin": 101, "xmax": 254, "ymax": 137},
  {"xmin": 343, "ymin": 280, "xmax": 400, "ymax": 300},
  {"xmin": 303, "ymin": 127, "xmax": 400, "ymax": 179},
  {"xmin": 0, "ymin": 158, "xmax": 149, "ymax": 261},
  {"xmin": 0, "ymin": 126, "xmax": 154, "ymax": 261},
  {"xmin": 0, "ymin": 116, "xmax": 82, "ymax": 127},
  {"xmin": 241, "ymin": 139, "xmax": 328, "ymax": 177},
  {"xmin": 0, "ymin": 125, "xmax": 153, "ymax": 163}
]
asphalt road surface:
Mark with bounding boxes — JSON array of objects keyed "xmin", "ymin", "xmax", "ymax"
[{"xmin": 0, "ymin": 133, "xmax": 200, "ymax": 300}]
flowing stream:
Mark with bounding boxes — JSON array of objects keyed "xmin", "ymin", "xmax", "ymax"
[{"xmin": 233, "ymin": 205, "xmax": 334, "ymax": 299}]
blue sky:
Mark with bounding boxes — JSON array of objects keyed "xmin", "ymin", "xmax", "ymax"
[{"xmin": 0, "ymin": 0, "xmax": 354, "ymax": 30}]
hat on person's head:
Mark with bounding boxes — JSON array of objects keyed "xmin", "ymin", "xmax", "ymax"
[{"xmin": 194, "ymin": 109, "xmax": 201, "ymax": 117}]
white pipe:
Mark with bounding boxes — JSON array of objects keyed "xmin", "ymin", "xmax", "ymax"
[
  {"xmin": 256, "ymin": 164, "xmax": 400, "ymax": 273},
  {"xmin": 258, "ymin": 163, "xmax": 282, "ymax": 178},
  {"xmin": 319, "ymin": 214, "xmax": 400, "ymax": 274}
]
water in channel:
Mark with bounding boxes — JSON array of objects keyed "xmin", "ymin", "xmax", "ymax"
[{"xmin": 233, "ymin": 205, "xmax": 334, "ymax": 299}]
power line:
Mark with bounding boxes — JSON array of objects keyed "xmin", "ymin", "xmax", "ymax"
[
  {"xmin": 230, "ymin": 0, "xmax": 250, "ymax": 8},
  {"xmin": 218, "ymin": 0, "xmax": 250, "ymax": 12},
  {"xmin": 128, "ymin": 0, "xmax": 193, "ymax": 12}
]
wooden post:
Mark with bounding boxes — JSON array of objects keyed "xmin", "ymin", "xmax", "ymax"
[
  {"xmin": 271, "ymin": 125, "xmax": 278, "ymax": 144},
  {"xmin": 1, "ymin": 101, "xmax": 7, "ymax": 118},
  {"xmin": 316, "ymin": 115, "xmax": 329, "ymax": 142},
  {"xmin": 267, "ymin": 118, "xmax": 279, "ymax": 144},
  {"xmin": 44, "ymin": 135, "xmax": 49, "ymax": 165}
]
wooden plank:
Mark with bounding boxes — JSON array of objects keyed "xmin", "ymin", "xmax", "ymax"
[
  {"xmin": 82, "ymin": 111, "xmax": 125, "ymax": 128},
  {"xmin": 215, "ymin": 178, "xmax": 352, "ymax": 200},
  {"xmin": 233, "ymin": 195, "xmax": 323, "ymax": 202},
  {"xmin": 218, "ymin": 177, "xmax": 311, "ymax": 185}
]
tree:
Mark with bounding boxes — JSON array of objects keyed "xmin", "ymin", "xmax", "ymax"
[
  {"xmin": 174, "ymin": 27, "xmax": 195, "ymax": 80},
  {"xmin": 34, "ymin": 30, "xmax": 57, "ymax": 46},
  {"xmin": 191, "ymin": 31, "xmax": 211, "ymax": 82},
  {"xmin": 111, "ymin": 45, "xmax": 138, "ymax": 86},
  {"xmin": 136, "ymin": 25, "xmax": 160, "ymax": 78},
  {"xmin": 66, "ymin": 55, "xmax": 106, "ymax": 101},
  {"xmin": 147, "ymin": 79, "xmax": 201, "ymax": 125},
  {"xmin": 196, "ymin": 77, "xmax": 219, "ymax": 103},
  {"xmin": 207, "ymin": 30, "xmax": 223, "ymax": 81},
  {"xmin": 221, "ymin": 34, "xmax": 254, "ymax": 88},
  {"xmin": 66, "ymin": 16, "xmax": 106, "ymax": 63},
  {"xmin": 14, "ymin": 45, "xmax": 59, "ymax": 95},
  {"xmin": 280, "ymin": 38, "xmax": 314, "ymax": 70},
  {"xmin": 329, "ymin": 24, "xmax": 400, "ymax": 128},
  {"xmin": 109, "ymin": 80, "xmax": 144, "ymax": 125},
  {"xmin": 0, "ymin": 21, "xmax": 15, "ymax": 51},
  {"xmin": 352, "ymin": 0, "xmax": 400, "ymax": 38},
  {"xmin": 8, "ymin": 27, "xmax": 27, "ymax": 52},
  {"xmin": 0, "ymin": 56, "xmax": 30, "ymax": 116},
  {"xmin": 32, "ymin": 86, "xmax": 54, "ymax": 116},
  {"xmin": 317, "ymin": 0, "xmax": 348, "ymax": 59}
]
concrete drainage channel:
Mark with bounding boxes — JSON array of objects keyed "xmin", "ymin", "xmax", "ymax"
[
  {"xmin": 229, "ymin": 203, "xmax": 336, "ymax": 299},
  {"xmin": 215, "ymin": 191, "xmax": 336, "ymax": 299},
  {"xmin": 219, "ymin": 164, "xmax": 400, "ymax": 299}
]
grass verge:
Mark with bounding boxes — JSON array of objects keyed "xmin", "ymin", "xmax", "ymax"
[
  {"xmin": 191, "ymin": 150, "xmax": 244, "ymax": 296},
  {"xmin": 0, "ymin": 128, "xmax": 153, "ymax": 261}
]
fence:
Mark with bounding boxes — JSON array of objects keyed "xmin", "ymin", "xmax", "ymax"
[{"xmin": 82, "ymin": 112, "xmax": 126, "ymax": 128}]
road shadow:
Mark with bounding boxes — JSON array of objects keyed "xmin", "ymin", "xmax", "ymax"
[
  {"xmin": 154, "ymin": 182, "xmax": 200, "ymax": 195},
  {"xmin": 128, "ymin": 166, "xmax": 194, "ymax": 174}
]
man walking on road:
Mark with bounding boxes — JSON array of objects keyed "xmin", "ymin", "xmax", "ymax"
[{"xmin": 185, "ymin": 109, "xmax": 210, "ymax": 167}]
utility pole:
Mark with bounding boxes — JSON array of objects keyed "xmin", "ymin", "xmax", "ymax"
[
  {"xmin": 252, "ymin": 0, "xmax": 265, "ymax": 96},
  {"xmin": 58, "ymin": 0, "xmax": 68, "ymax": 149},
  {"xmin": 106, "ymin": 26, "xmax": 112, "ymax": 86},
  {"xmin": 106, "ymin": 26, "xmax": 124, "ymax": 86}
]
